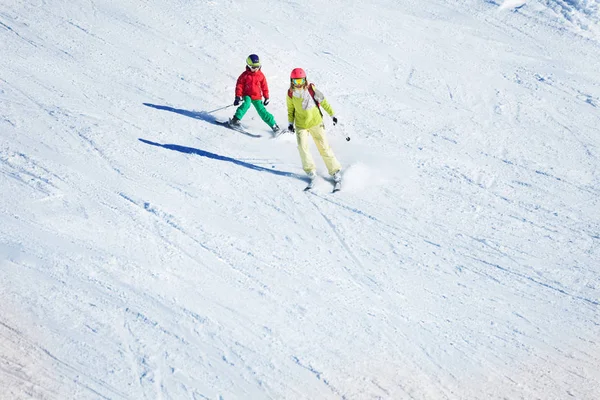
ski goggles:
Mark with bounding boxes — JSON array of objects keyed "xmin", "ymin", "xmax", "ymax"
[
  {"xmin": 249, "ymin": 65, "xmax": 260, "ymax": 71},
  {"xmin": 291, "ymin": 78, "xmax": 306, "ymax": 86}
]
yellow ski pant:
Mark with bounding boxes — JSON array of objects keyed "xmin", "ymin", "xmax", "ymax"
[{"xmin": 296, "ymin": 124, "xmax": 341, "ymax": 176}]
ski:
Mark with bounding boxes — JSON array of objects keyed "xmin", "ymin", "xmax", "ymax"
[
  {"xmin": 304, "ymin": 178, "xmax": 316, "ymax": 191},
  {"xmin": 332, "ymin": 171, "xmax": 342, "ymax": 193},
  {"xmin": 214, "ymin": 120, "xmax": 261, "ymax": 138},
  {"xmin": 272, "ymin": 128, "xmax": 289, "ymax": 139},
  {"xmin": 304, "ymin": 175, "xmax": 341, "ymax": 192}
]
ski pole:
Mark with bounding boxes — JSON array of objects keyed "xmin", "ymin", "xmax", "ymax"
[
  {"xmin": 333, "ymin": 120, "xmax": 351, "ymax": 141},
  {"xmin": 207, "ymin": 104, "xmax": 234, "ymax": 114}
]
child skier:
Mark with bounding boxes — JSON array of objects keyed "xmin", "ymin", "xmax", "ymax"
[
  {"xmin": 286, "ymin": 68, "xmax": 342, "ymax": 189},
  {"xmin": 230, "ymin": 54, "xmax": 280, "ymax": 134}
]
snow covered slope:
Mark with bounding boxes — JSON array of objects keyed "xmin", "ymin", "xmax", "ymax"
[
  {"xmin": 1, "ymin": 0, "xmax": 599, "ymax": 399},
  {"xmin": 498, "ymin": 0, "xmax": 600, "ymax": 39}
]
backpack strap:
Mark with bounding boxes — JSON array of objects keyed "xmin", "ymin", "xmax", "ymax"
[
  {"xmin": 308, "ymin": 84, "xmax": 317, "ymax": 104},
  {"xmin": 308, "ymin": 83, "xmax": 323, "ymax": 117}
]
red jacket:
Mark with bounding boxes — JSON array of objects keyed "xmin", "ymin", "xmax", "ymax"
[{"xmin": 235, "ymin": 67, "xmax": 269, "ymax": 100}]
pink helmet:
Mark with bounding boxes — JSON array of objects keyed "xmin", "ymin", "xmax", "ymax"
[{"xmin": 290, "ymin": 68, "xmax": 306, "ymax": 79}]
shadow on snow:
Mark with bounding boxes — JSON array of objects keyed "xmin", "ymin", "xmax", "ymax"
[
  {"xmin": 142, "ymin": 103, "xmax": 260, "ymax": 138},
  {"xmin": 143, "ymin": 102, "xmax": 218, "ymax": 123},
  {"xmin": 138, "ymin": 138, "xmax": 305, "ymax": 180}
]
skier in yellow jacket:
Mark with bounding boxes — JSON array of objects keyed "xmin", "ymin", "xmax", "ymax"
[{"xmin": 286, "ymin": 68, "xmax": 342, "ymax": 186}]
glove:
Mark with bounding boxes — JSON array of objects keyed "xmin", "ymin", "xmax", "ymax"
[
  {"xmin": 332, "ymin": 116, "xmax": 338, "ymax": 126},
  {"xmin": 234, "ymin": 96, "xmax": 242, "ymax": 106},
  {"xmin": 288, "ymin": 124, "xmax": 295, "ymax": 133},
  {"xmin": 263, "ymin": 98, "xmax": 270, "ymax": 106}
]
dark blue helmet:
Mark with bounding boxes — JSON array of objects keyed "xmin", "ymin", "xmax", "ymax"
[{"xmin": 246, "ymin": 54, "xmax": 260, "ymax": 68}]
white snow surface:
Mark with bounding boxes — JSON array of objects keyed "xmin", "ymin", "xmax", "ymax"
[{"xmin": 1, "ymin": 0, "xmax": 599, "ymax": 399}]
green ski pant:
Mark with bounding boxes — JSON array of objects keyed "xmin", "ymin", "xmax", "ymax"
[{"xmin": 234, "ymin": 96, "xmax": 276, "ymax": 127}]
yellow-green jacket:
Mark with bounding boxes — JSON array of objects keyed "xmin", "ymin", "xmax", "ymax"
[{"xmin": 286, "ymin": 83, "xmax": 335, "ymax": 130}]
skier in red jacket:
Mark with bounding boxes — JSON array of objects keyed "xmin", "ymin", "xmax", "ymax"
[{"xmin": 230, "ymin": 54, "xmax": 280, "ymax": 134}]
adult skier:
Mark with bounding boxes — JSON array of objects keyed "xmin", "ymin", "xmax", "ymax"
[
  {"xmin": 286, "ymin": 68, "xmax": 342, "ymax": 190},
  {"xmin": 230, "ymin": 54, "xmax": 280, "ymax": 134}
]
